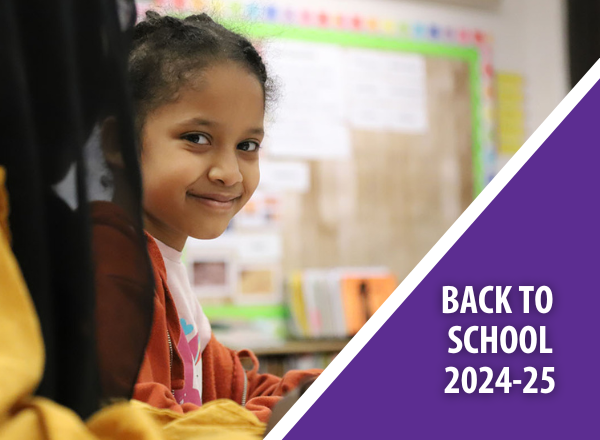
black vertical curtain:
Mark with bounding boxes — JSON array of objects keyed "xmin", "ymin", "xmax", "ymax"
[
  {"xmin": 568, "ymin": 0, "xmax": 600, "ymax": 87},
  {"xmin": 0, "ymin": 0, "xmax": 153, "ymax": 419}
]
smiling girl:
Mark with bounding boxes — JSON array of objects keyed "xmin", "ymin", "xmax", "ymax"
[{"xmin": 128, "ymin": 12, "xmax": 319, "ymax": 421}]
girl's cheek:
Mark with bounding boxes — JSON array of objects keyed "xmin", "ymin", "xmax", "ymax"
[{"xmin": 250, "ymin": 163, "xmax": 261, "ymax": 188}]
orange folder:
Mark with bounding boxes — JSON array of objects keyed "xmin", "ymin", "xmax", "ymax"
[{"xmin": 341, "ymin": 275, "xmax": 397, "ymax": 335}]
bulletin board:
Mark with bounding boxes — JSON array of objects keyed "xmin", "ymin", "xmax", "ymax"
[
  {"xmin": 158, "ymin": 10, "xmax": 488, "ymax": 325},
  {"xmin": 225, "ymin": 21, "xmax": 482, "ymax": 282}
]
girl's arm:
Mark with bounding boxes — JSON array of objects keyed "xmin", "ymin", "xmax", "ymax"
[{"xmin": 202, "ymin": 334, "xmax": 322, "ymax": 423}]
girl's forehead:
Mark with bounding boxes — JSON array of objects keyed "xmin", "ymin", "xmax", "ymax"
[
  {"xmin": 187, "ymin": 61, "xmax": 263, "ymax": 91},
  {"xmin": 150, "ymin": 63, "xmax": 265, "ymax": 130},
  {"xmin": 190, "ymin": 64, "xmax": 262, "ymax": 100}
]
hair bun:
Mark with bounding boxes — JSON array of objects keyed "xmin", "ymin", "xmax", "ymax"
[
  {"xmin": 132, "ymin": 11, "xmax": 163, "ymax": 42},
  {"xmin": 184, "ymin": 13, "xmax": 215, "ymax": 25},
  {"xmin": 145, "ymin": 10, "xmax": 161, "ymax": 21},
  {"xmin": 133, "ymin": 11, "xmax": 191, "ymax": 43}
]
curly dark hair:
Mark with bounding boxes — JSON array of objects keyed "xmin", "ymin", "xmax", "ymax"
[{"xmin": 129, "ymin": 11, "xmax": 273, "ymax": 132}]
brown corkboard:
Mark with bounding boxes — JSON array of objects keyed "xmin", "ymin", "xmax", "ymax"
[{"xmin": 280, "ymin": 57, "xmax": 472, "ymax": 281}]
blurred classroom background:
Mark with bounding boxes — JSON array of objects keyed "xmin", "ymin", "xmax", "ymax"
[{"xmin": 137, "ymin": 0, "xmax": 577, "ymax": 374}]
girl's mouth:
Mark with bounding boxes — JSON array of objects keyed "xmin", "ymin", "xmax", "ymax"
[{"xmin": 187, "ymin": 192, "xmax": 240, "ymax": 210}]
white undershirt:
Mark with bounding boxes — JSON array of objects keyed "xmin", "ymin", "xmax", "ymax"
[{"xmin": 155, "ymin": 238, "xmax": 212, "ymax": 405}]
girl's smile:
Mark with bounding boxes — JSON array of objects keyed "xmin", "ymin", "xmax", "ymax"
[{"xmin": 186, "ymin": 192, "xmax": 242, "ymax": 211}]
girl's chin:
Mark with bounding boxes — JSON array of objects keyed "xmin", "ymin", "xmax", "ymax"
[{"xmin": 188, "ymin": 226, "xmax": 229, "ymax": 240}]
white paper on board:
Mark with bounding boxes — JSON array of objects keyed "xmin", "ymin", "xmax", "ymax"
[
  {"xmin": 265, "ymin": 121, "xmax": 351, "ymax": 159},
  {"xmin": 345, "ymin": 49, "xmax": 428, "ymax": 133},
  {"xmin": 186, "ymin": 231, "xmax": 282, "ymax": 263},
  {"xmin": 265, "ymin": 39, "xmax": 346, "ymax": 123},
  {"xmin": 236, "ymin": 233, "xmax": 282, "ymax": 263},
  {"xmin": 264, "ymin": 40, "xmax": 351, "ymax": 159},
  {"xmin": 258, "ymin": 160, "xmax": 311, "ymax": 193}
]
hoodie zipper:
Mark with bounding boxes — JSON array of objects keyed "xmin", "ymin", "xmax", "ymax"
[
  {"xmin": 241, "ymin": 370, "xmax": 248, "ymax": 407},
  {"xmin": 167, "ymin": 328, "xmax": 174, "ymax": 396},
  {"xmin": 169, "ymin": 326, "xmax": 245, "ymax": 405}
]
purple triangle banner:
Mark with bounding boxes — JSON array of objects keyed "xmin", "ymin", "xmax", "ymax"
[{"xmin": 268, "ymin": 66, "xmax": 600, "ymax": 439}]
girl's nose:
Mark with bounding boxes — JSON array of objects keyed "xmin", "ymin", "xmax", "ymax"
[{"xmin": 207, "ymin": 149, "xmax": 243, "ymax": 186}]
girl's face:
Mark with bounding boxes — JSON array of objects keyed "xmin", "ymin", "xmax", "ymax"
[{"xmin": 140, "ymin": 62, "xmax": 264, "ymax": 250}]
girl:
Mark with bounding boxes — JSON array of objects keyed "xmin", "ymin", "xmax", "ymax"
[{"xmin": 128, "ymin": 12, "xmax": 320, "ymax": 422}]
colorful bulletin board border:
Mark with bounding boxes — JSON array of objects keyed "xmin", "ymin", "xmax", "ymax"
[{"xmin": 137, "ymin": 0, "xmax": 496, "ymax": 195}]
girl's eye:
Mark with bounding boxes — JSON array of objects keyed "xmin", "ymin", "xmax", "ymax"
[
  {"xmin": 183, "ymin": 133, "xmax": 210, "ymax": 145},
  {"xmin": 237, "ymin": 140, "xmax": 260, "ymax": 152}
]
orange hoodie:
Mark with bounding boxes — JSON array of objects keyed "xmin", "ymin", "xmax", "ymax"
[
  {"xmin": 132, "ymin": 229, "xmax": 321, "ymax": 423},
  {"xmin": 92, "ymin": 201, "xmax": 321, "ymax": 422}
]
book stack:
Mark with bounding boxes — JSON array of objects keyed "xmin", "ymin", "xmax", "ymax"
[{"xmin": 286, "ymin": 268, "xmax": 397, "ymax": 338}]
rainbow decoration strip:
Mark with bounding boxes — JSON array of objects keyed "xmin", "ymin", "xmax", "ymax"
[
  {"xmin": 137, "ymin": 0, "xmax": 498, "ymax": 186},
  {"xmin": 137, "ymin": 1, "xmax": 492, "ymax": 45}
]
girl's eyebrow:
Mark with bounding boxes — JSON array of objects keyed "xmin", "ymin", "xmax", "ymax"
[
  {"xmin": 177, "ymin": 117, "xmax": 216, "ymax": 128},
  {"xmin": 247, "ymin": 127, "xmax": 265, "ymax": 136},
  {"xmin": 178, "ymin": 117, "xmax": 264, "ymax": 136}
]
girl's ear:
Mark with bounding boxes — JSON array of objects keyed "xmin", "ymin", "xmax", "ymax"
[{"xmin": 100, "ymin": 116, "xmax": 125, "ymax": 169}]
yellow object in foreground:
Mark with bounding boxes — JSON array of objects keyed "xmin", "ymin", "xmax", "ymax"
[
  {"xmin": 0, "ymin": 166, "xmax": 265, "ymax": 440},
  {"xmin": 131, "ymin": 400, "xmax": 266, "ymax": 439}
]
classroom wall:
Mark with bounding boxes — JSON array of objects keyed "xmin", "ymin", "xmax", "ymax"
[
  {"xmin": 243, "ymin": 0, "xmax": 569, "ymax": 140},
  {"xmin": 491, "ymin": 0, "xmax": 568, "ymax": 137}
]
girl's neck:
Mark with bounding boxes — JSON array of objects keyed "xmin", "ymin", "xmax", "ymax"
[{"xmin": 143, "ymin": 213, "xmax": 187, "ymax": 251}]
